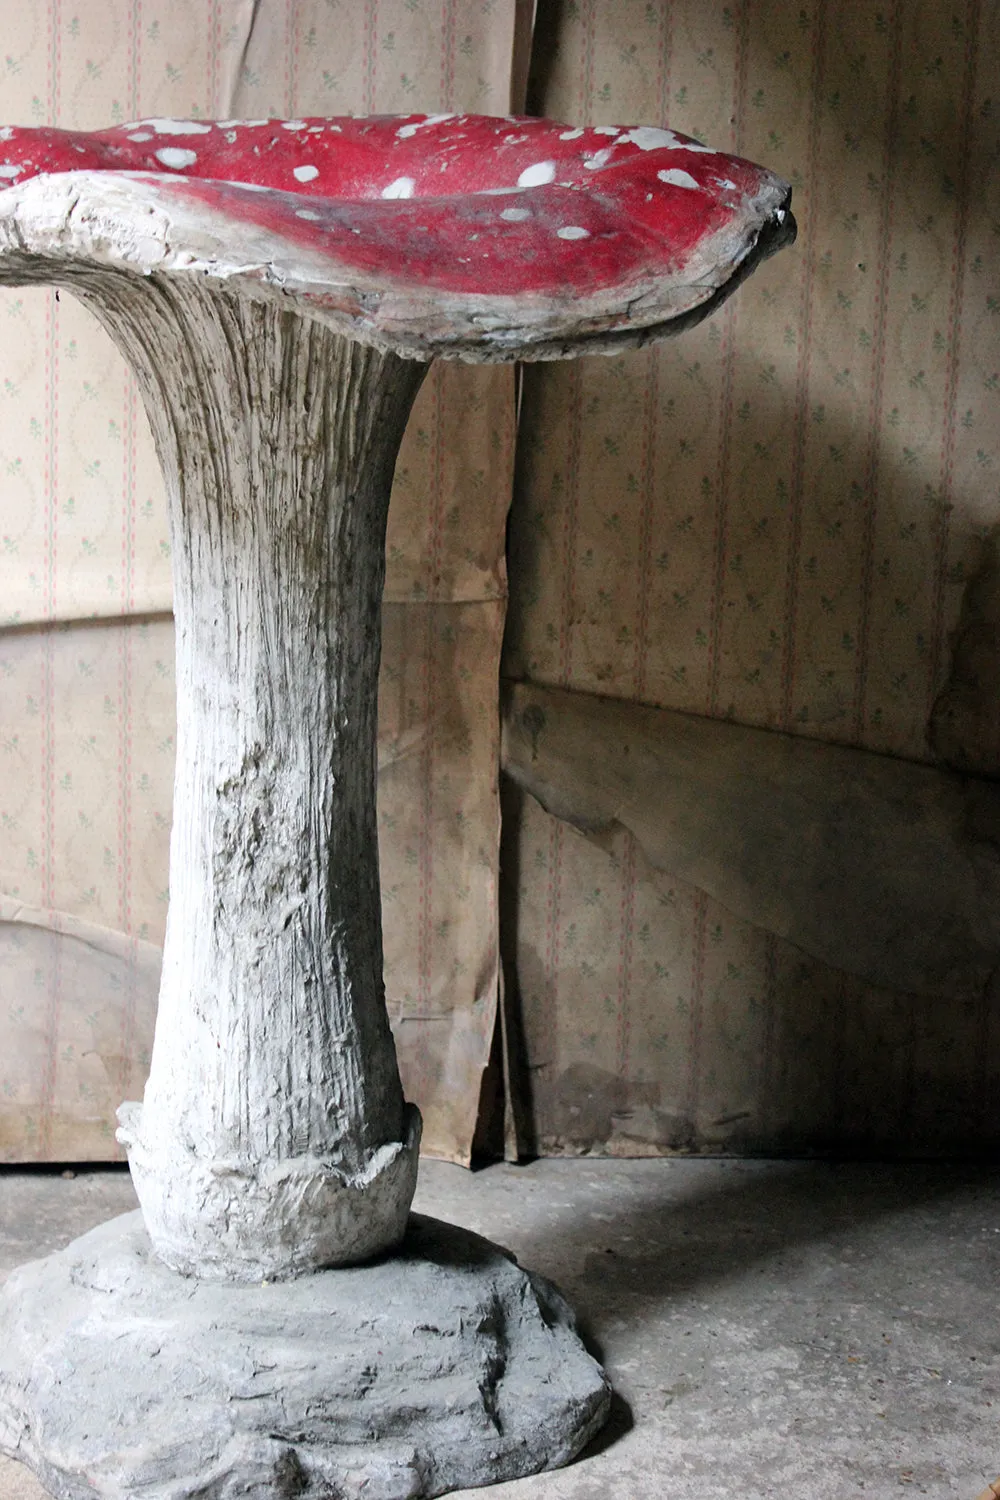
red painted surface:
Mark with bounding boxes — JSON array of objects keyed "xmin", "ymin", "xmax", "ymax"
[{"xmin": 0, "ymin": 115, "xmax": 789, "ymax": 298}]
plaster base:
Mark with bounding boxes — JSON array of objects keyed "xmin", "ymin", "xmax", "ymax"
[{"xmin": 0, "ymin": 1211, "xmax": 608, "ymax": 1500}]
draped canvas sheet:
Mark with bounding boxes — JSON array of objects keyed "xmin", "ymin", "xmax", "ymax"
[
  {"xmin": 503, "ymin": 0, "xmax": 1000, "ymax": 1157},
  {"xmin": 0, "ymin": 0, "xmax": 523, "ymax": 1164}
]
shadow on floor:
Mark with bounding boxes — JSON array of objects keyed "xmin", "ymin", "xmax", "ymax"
[{"xmin": 488, "ymin": 1158, "xmax": 1000, "ymax": 1336}]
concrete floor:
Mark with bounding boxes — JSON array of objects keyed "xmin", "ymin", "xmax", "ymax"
[{"xmin": 0, "ymin": 1157, "xmax": 998, "ymax": 1499}]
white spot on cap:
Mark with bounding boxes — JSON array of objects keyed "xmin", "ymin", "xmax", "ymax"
[
  {"xmin": 559, "ymin": 128, "xmax": 585, "ymax": 140},
  {"xmin": 621, "ymin": 125, "xmax": 716, "ymax": 154},
  {"xmin": 293, "ymin": 164, "xmax": 320, "ymax": 183},
  {"xmin": 397, "ymin": 112, "xmax": 455, "ymax": 139},
  {"xmin": 296, "ymin": 208, "xmax": 323, "ymax": 221},
  {"xmin": 658, "ymin": 167, "xmax": 700, "ymax": 190},
  {"xmin": 500, "ymin": 206, "xmax": 531, "ymax": 222},
  {"xmin": 127, "ymin": 131, "xmax": 153, "ymax": 142},
  {"xmin": 0, "ymin": 164, "xmax": 22, "ymax": 178},
  {"xmin": 594, "ymin": 124, "xmax": 620, "ymax": 136},
  {"xmin": 155, "ymin": 147, "xmax": 198, "ymax": 169},
  {"xmin": 557, "ymin": 225, "xmax": 590, "ymax": 240},
  {"xmin": 621, "ymin": 126, "xmax": 677, "ymax": 151},
  {"xmin": 717, "ymin": 177, "xmax": 737, "ymax": 190},
  {"xmin": 582, "ymin": 147, "xmax": 614, "ymax": 170},
  {"xmin": 0, "ymin": 127, "xmax": 12, "ymax": 142},
  {"xmin": 281, "ymin": 121, "xmax": 308, "ymax": 131},
  {"xmin": 382, "ymin": 176, "xmax": 415, "ymax": 198},
  {"xmin": 144, "ymin": 118, "xmax": 212, "ymax": 135},
  {"xmin": 517, "ymin": 160, "xmax": 556, "ymax": 187},
  {"xmin": 224, "ymin": 131, "xmax": 237, "ymax": 144}
]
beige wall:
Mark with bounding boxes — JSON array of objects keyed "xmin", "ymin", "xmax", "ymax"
[
  {"xmin": 0, "ymin": 0, "xmax": 523, "ymax": 1164},
  {"xmin": 2, "ymin": 0, "xmax": 998, "ymax": 1163},
  {"xmin": 502, "ymin": 0, "xmax": 1000, "ymax": 1157}
]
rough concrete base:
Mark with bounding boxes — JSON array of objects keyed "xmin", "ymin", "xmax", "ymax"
[{"xmin": 0, "ymin": 1210, "xmax": 610, "ymax": 1500}]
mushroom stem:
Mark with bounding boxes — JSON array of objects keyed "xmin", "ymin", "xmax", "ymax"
[{"xmin": 91, "ymin": 273, "xmax": 425, "ymax": 1280}]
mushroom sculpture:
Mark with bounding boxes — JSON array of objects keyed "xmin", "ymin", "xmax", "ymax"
[{"xmin": 0, "ymin": 115, "xmax": 794, "ymax": 1499}]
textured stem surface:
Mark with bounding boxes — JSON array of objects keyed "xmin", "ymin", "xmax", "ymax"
[{"xmin": 80, "ymin": 274, "xmax": 426, "ymax": 1279}]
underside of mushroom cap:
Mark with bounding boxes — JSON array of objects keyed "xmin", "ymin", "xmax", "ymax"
[{"xmin": 0, "ymin": 114, "xmax": 795, "ymax": 361}]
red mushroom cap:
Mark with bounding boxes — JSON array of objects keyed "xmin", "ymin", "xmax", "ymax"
[{"xmin": 0, "ymin": 114, "xmax": 794, "ymax": 359}]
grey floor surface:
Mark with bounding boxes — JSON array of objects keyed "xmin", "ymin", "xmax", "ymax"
[{"xmin": 0, "ymin": 1157, "xmax": 998, "ymax": 1498}]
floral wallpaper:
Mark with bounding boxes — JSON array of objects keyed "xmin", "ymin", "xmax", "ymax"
[
  {"xmin": 503, "ymin": 0, "xmax": 1000, "ymax": 1156},
  {"xmin": 3, "ymin": 0, "xmax": 998, "ymax": 1164},
  {"xmin": 0, "ymin": 0, "xmax": 522, "ymax": 1163}
]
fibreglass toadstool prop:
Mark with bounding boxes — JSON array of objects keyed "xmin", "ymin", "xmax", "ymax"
[{"xmin": 0, "ymin": 115, "xmax": 794, "ymax": 1499}]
